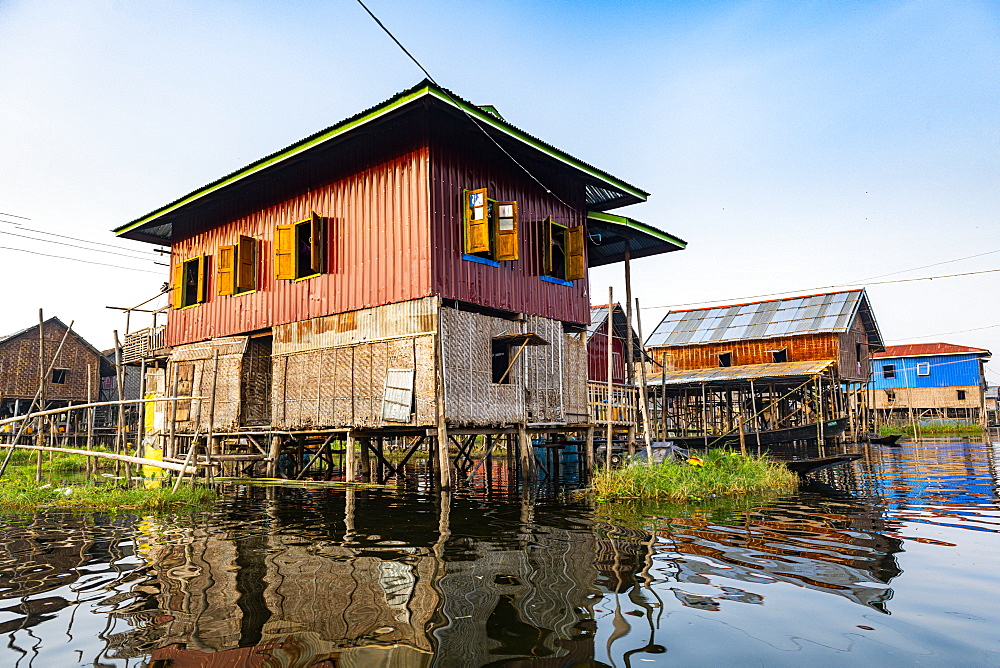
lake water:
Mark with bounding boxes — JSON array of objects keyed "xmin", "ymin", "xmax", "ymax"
[{"xmin": 0, "ymin": 437, "xmax": 997, "ymax": 667}]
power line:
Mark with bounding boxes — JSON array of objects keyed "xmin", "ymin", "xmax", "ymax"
[
  {"xmin": 640, "ymin": 267, "xmax": 1000, "ymax": 311},
  {"xmin": 887, "ymin": 323, "xmax": 1000, "ymax": 342},
  {"xmin": 0, "ymin": 211, "xmax": 30, "ymax": 220},
  {"xmin": 850, "ymin": 247, "xmax": 1000, "ymax": 284},
  {"xmin": 0, "ymin": 218, "xmax": 161, "ymax": 257},
  {"xmin": 354, "ymin": 0, "xmax": 575, "ymax": 211},
  {"xmin": 0, "ymin": 230, "xmax": 167, "ymax": 264},
  {"xmin": 0, "ymin": 246, "xmax": 163, "ymax": 274}
]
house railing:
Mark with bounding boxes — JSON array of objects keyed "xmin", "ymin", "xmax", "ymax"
[
  {"xmin": 122, "ymin": 326, "xmax": 165, "ymax": 363},
  {"xmin": 588, "ymin": 381, "xmax": 639, "ymax": 426}
]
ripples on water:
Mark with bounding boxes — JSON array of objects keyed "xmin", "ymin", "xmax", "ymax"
[{"xmin": 0, "ymin": 439, "xmax": 996, "ymax": 666}]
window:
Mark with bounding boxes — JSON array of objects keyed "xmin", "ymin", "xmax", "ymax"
[
  {"xmin": 957, "ymin": 390, "xmax": 967, "ymax": 401},
  {"xmin": 218, "ymin": 236, "xmax": 258, "ymax": 295},
  {"xmin": 172, "ymin": 255, "xmax": 208, "ymax": 309},
  {"xmin": 463, "ymin": 189, "xmax": 518, "ymax": 261},
  {"xmin": 542, "ymin": 216, "xmax": 585, "ymax": 281},
  {"xmin": 718, "ymin": 352, "xmax": 732, "ymax": 367},
  {"xmin": 916, "ymin": 362, "xmax": 930, "ymax": 376},
  {"xmin": 491, "ymin": 339, "xmax": 511, "ymax": 384},
  {"xmin": 770, "ymin": 349, "xmax": 787, "ymax": 363},
  {"xmin": 882, "ymin": 364, "xmax": 895, "ymax": 379},
  {"xmin": 885, "ymin": 389, "xmax": 895, "ymax": 403},
  {"xmin": 51, "ymin": 369, "xmax": 68, "ymax": 384},
  {"xmin": 275, "ymin": 213, "xmax": 325, "ymax": 280}
]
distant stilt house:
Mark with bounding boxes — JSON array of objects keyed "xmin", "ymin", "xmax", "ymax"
[
  {"xmin": 0, "ymin": 317, "xmax": 106, "ymax": 440},
  {"xmin": 586, "ymin": 303, "xmax": 655, "ymax": 434},
  {"xmin": 115, "ymin": 80, "xmax": 685, "ymax": 483},
  {"xmin": 644, "ymin": 290, "xmax": 884, "ymax": 443},
  {"xmin": 869, "ymin": 343, "xmax": 991, "ymax": 426}
]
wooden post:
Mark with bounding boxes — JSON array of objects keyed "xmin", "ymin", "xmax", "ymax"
[
  {"xmin": 36, "ymin": 309, "xmax": 44, "ymax": 483},
  {"xmin": 518, "ymin": 424, "xmax": 534, "ymax": 481},
  {"xmin": 86, "ymin": 363, "xmax": 93, "ymax": 479},
  {"xmin": 634, "ymin": 299, "xmax": 654, "ymax": 462},
  {"xmin": 434, "ymin": 310, "xmax": 451, "ymax": 489},
  {"xmin": 359, "ymin": 437, "xmax": 371, "ymax": 482},
  {"xmin": 167, "ymin": 365, "xmax": 179, "ymax": 461},
  {"xmin": 345, "ymin": 430, "xmax": 356, "ymax": 481},
  {"xmin": 267, "ymin": 434, "xmax": 282, "ymax": 478},
  {"xmin": 113, "ymin": 330, "xmax": 126, "ymax": 457},
  {"xmin": 584, "ymin": 425, "xmax": 594, "ymax": 475},
  {"xmin": 660, "ymin": 358, "xmax": 667, "ymax": 440},
  {"xmin": 206, "ymin": 350, "xmax": 220, "ymax": 469},
  {"xmin": 605, "ymin": 287, "xmax": 614, "ymax": 468},
  {"xmin": 623, "ymin": 242, "xmax": 635, "ymax": 442}
]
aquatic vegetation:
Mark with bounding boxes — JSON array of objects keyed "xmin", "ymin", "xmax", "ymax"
[
  {"xmin": 879, "ymin": 423, "xmax": 983, "ymax": 437},
  {"xmin": 591, "ymin": 449, "xmax": 798, "ymax": 501}
]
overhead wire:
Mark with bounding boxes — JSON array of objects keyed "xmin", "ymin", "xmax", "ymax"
[
  {"xmin": 0, "ymin": 217, "xmax": 162, "ymax": 257},
  {"xmin": 0, "ymin": 229, "xmax": 167, "ymax": 264},
  {"xmin": 353, "ymin": 0, "xmax": 576, "ymax": 211},
  {"xmin": 0, "ymin": 246, "xmax": 163, "ymax": 274}
]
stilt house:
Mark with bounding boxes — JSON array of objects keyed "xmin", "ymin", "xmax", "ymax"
[
  {"xmin": 114, "ymin": 81, "xmax": 685, "ymax": 474},
  {"xmin": 869, "ymin": 343, "xmax": 991, "ymax": 425},
  {"xmin": 644, "ymin": 289, "xmax": 884, "ymax": 440}
]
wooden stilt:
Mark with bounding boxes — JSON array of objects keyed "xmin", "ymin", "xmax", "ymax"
[{"xmin": 345, "ymin": 431, "xmax": 356, "ymax": 481}]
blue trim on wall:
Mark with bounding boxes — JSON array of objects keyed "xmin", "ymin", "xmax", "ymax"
[
  {"xmin": 540, "ymin": 275, "xmax": 573, "ymax": 287},
  {"xmin": 462, "ymin": 253, "xmax": 499, "ymax": 268}
]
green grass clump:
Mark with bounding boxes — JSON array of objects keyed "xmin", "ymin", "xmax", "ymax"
[
  {"xmin": 0, "ymin": 476, "xmax": 216, "ymax": 510},
  {"xmin": 592, "ymin": 449, "xmax": 797, "ymax": 502},
  {"xmin": 879, "ymin": 423, "xmax": 983, "ymax": 437}
]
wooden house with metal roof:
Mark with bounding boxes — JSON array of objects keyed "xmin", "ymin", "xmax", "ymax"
[
  {"xmin": 645, "ymin": 289, "xmax": 884, "ymax": 442},
  {"xmin": 869, "ymin": 343, "xmax": 991, "ymax": 425},
  {"xmin": 115, "ymin": 80, "xmax": 686, "ymax": 484}
]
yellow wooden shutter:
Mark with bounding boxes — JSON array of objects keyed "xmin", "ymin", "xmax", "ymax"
[
  {"xmin": 542, "ymin": 216, "xmax": 553, "ymax": 275},
  {"xmin": 566, "ymin": 225, "xmax": 585, "ymax": 281},
  {"xmin": 217, "ymin": 245, "xmax": 235, "ymax": 296},
  {"xmin": 463, "ymin": 188, "xmax": 490, "ymax": 254},
  {"xmin": 310, "ymin": 212, "xmax": 326, "ymax": 274},
  {"xmin": 236, "ymin": 236, "xmax": 256, "ymax": 291},
  {"xmin": 275, "ymin": 224, "xmax": 295, "ymax": 279},
  {"xmin": 494, "ymin": 201, "xmax": 518, "ymax": 261},
  {"xmin": 171, "ymin": 262, "xmax": 183, "ymax": 309},
  {"xmin": 196, "ymin": 255, "xmax": 208, "ymax": 303}
]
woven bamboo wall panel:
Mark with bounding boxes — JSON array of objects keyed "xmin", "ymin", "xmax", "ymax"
[{"xmin": 165, "ymin": 338, "xmax": 247, "ymax": 432}]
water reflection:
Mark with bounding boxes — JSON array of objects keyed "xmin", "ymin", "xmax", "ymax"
[{"xmin": 0, "ymin": 438, "xmax": 995, "ymax": 666}]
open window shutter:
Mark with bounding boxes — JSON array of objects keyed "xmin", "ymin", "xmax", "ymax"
[
  {"xmin": 171, "ymin": 262, "xmax": 183, "ymax": 309},
  {"xmin": 463, "ymin": 188, "xmax": 490, "ymax": 254},
  {"xmin": 274, "ymin": 225, "xmax": 295, "ymax": 279},
  {"xmin": 217, "ymin": 245, "xmax": 235, "ymax": 296},
  {"xmin": 236, "ymin": 236, "xmax": 256, "ymax": 290},
  {"xmin": 310, "ymin": 212, "xmax": 326, "ymax": 274},
  {"xmin": 495, "ymin": 201, "xmax": 518, "ymax": 261},
  {"xmin": 196, "ymin": 255, "xmax": 208, "ymax": 303},
  {"xmin": 542, "ymin": 216, "xmax": 553, "ymax": 275},
  {"xmin": 566, "ymin": 225, "xmax": 585, "ymax": 280}
]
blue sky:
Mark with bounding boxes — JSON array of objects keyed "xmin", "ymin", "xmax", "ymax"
[{"xmin": 0, "ymin": 1, "xmax": 997, "ymax": 377}]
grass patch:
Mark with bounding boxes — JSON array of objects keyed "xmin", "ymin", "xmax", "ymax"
[
  {"xmin": 0, "ymin": 449, "xmax": 216, "ymax": 510},
  {"xmin": 591, "ymin": 449, "xmax": 798, "ymax": 502},
  {"xmin": 879, "ymin": 423, "xmax": 983, "ymax": 437}
]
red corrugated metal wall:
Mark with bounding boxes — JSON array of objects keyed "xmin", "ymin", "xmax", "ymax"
[
  {"xmin": 166, "ymin": 147, "xmax": 431, "ymax": 346},
  {"xmin": 429, "ymin": 119, "xmax": 591, "ymax": 325},
  {"xmin": 587, "ymin": 329, "xmax": 626, "ymax": 383}
]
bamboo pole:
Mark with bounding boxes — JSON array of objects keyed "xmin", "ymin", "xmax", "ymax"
[
  {"xmin": 7, "ymin": 444, "xmax": 196, "ymax": 473},
  {"xmin": 434, "ymin": 310, "xmax": 450, "ymax": 489},
  {"xmin": 172, "ymin": 430, "xmax": 201, "ymax": 491},
  {"xmin": 605, "ymin": 287, "xmax": 614, "ymax": 469},
  {"xmin": 86, "ymin": 364, "xmax": 94, "ymax": 479},
  {"xmin": 0, "ymin": 397, "xmax": 203, "ymax": 428},
  {"xmin": 36, "ymin": 310, "xmax": 45, "ymax": 483},
  {"xmin": 634, "ymin": 299, "xmax": 653, "ymax": 462}
]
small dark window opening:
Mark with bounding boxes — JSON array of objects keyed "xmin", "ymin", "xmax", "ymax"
[
  {"xmin": 545, "ymin": 222, "xmax": 567, "ymax": 279},
  {"xmin": 856, "ymin": 341, "xmax": 865, "ymax": 362},
  {"xmin": 295, "ymin": 219, "xmax": 316, "ymax": 278},
  {"xmin": 718, "ymin": 352, "xmax": 732, "ymax": 367},
  {"xmin": 771, "ymin": 349, "xmax": 787, "ymax": 363},
  {"xmin": 885, "ymin": 389, "xmax": 895, "ymax": 403},
  {"xmin": 882, "ymin": 364, "xmax": 895, "ymax": 379},
  {"xmin": 491, "ymin": 339, "xmax": 511, "ymax": 384},
  {"xmin": 51, "ymin": 369, "xmax": 68, "ymax": 384},
  {"xmin": 957, "ymin": 390, "xmax": 967, "ymax": 400},
  {"xmin": 182, "ymin": 257, "xmax": 201, "ymax": 307}
]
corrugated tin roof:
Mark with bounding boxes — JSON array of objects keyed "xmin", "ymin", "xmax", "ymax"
[
  {"xmin": 116, "ymin": 80, "xmax": 650, "ymax": 243},
  {"xmin": 588, "ymin": 304, "xmax": 649, "ymax": 361},
  {"xmin": 586, "ymin": 212, "xmax": 686, "ymax": 267},
  {"xmin": 646, "ymin": 289, "xmax": 883, "ymax": 350},
  {"xmin": 648, "ymin": 360, "xmax": 834, "ymax": 386},
  {"xmin": 871, "ymin": 342, "xmax": 991, "ymax": 359}
]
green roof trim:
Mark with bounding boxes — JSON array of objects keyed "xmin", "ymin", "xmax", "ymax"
[
  {"xmin": 586, "ymin": 211, "xmax": 687, "ymax": 249},
  {"xmin": 115, "ymin": 80, "xmax": 648, "ymax": 238}
]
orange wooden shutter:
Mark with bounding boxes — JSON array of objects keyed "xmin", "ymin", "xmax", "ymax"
[
  {"xmin": 171, "ymin": 262, "xmax": 183, "ymax": 309},
  {"xmin": 495, "ymin": 201, "xmax": 518, "ymax": 261},
  {"xmin": 310, "ymin": 212, "xmax": 326, "ymax": 274},
  {"xmin": 236, "ymin": 236, "xmax": 256, "ymax": 290},
  {"xmin": 463, "ymin": 188, "xmax": 489, "ymax": 254},
  {"xmin": 217, "ymin": 245, "xmax": 235, "ymax": 295},
  {"xmin": 566, "ymin": 225, "xmax": 585, "ymax": 280},
  {"xmin": 275, "ymin": 225, "xmax": 295, "ymax": 279},
  {"xmin": 196, "ymin": 255, "xmax": 208, "ymax": 303}
]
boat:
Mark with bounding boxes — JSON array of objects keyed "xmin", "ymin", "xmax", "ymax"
[
  {"xmin": 864, "ymin": 433, "xmax": 902, "ymax": 446},
  {"xmin": 782, "ymin": 453, "xmax": 862, "ymax": 477},
  {"xmin": 666, "ymin": 417, "xmax": 850, "ymax": 449}
]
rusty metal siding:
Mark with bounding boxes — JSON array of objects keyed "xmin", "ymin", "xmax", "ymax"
[
  {"xmin": 429, "ymin": 125, "xmax": 591, "ymax": 326},
  {"xmin": 165, "ymin": 147, "xmax": 431, "ymax": 347}
]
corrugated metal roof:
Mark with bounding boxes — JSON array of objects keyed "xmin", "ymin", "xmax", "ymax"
[
  {"xmin": 116, "ymin": 80, "xmax": 649, "ymax": 243},
  {"xmin": 871, "ymin": 342, "xmax": 991, "ymax": 358},
  {"xmin": 648, "ymin": 360, "xmax": 834, "ymax": 386},
  {"xmin": 647, "ymin": 289, "xmax": 883, "ymax": 349},
  {"xmin": 585, "ymin": 212, "xmax": 686, "ymax": 267},
  {"xmin": 587, "ymin": 304, "xmax": 650, "ymax": 362}
]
